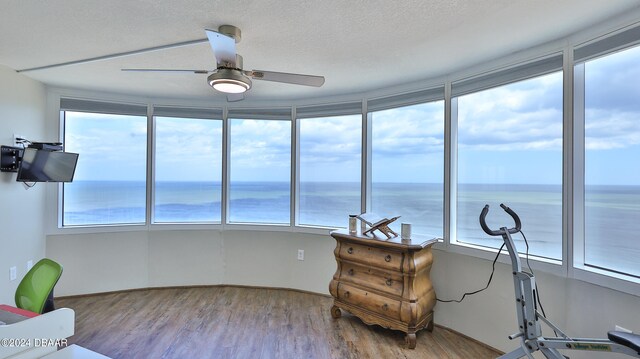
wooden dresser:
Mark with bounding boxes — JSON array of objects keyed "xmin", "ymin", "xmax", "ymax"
[{"xmin": 329, "ymin": 229, "xmax": 437, "ymax": 349}]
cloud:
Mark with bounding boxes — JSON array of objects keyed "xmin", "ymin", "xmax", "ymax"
[
  {"xmin": 299, "ymin": 115, "xmax": 361, "ymax": 164},
  {"xmin": 154, "ymin": 117, "xmax": 223, "ymax": 180},
  {"xmin": 457, "ymin": 72, "xmax": 563, "ymax": 151},
  {"xmin": 65, "ymin": 112, "xmax": 146, "ymax": 153},
  {"xmin": 64, "ymin": 112, "xmax": 148, "ymax": 180},
  {"xmin": 585, "ymin": 44, "xmax": 640, "ymax": 112},
  {"xmin": 585, "ymin": 109, "xmax": 640, "ymax": 150},
  {"xmin": 371, "ymin": 101, "xmax": 445, "ymax": 157},
  {"xmin": 230, "ymin": 119, "xmax": 291, "ymax": 168}
]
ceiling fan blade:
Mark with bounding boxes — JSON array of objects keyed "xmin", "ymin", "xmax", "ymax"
[
  {"xmin": 18, "ymin": 38, "xmax": 208, "ymax": 73},
  {"xmin": 226, "ymin": 93, "xmax": 245, "ymax": 102},
  {"xmin": 122, "ymin": 68, "xmax": 211, "ymax": 74},
  {"xmin": 205, "ymin": 29, "xmax": 237, "ymax": 67},
  {"xmin": 247, "ymin": 70, "xmax": 325, "ymax": 87}
]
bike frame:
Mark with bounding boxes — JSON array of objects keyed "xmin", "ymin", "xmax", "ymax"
[{"xmin": 480, "ymin": 205, "xmax": 639, "ymax": 359}]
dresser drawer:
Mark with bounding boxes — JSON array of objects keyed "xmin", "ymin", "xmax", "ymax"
[
  {"xmin": 339, "ymin": 242, "xmax": 403, "ymax": 272},
  {"xmin": 339, "ymin": 262, "xmax": 403, "ymax": 297},
  {"xmin": 337, "ymin": 283, "xmax": 402, "ymax": 321}
]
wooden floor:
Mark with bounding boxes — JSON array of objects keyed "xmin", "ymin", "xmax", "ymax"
[{"xmin": 57, "ymin": 286, "xmax": 500, "ymax": 359}]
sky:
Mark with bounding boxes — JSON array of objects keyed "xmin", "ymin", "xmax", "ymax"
[
  {"xmin": 229, "ymin": 118, "xmax": 290, "ymax": 182},
  {"xmin": 371, "ymin": 102, "xmax": 444, "ymax": 183},
  {"xmin": 584, "ymin": 44, "xmax": 640, "ymax": 186},
  {"xmin": 457, "ymin": 72, "xmax": 563, "ymax": 185},
  {"xmin": 64, "ymin": 43, "xmax": 640, "ymax": 185}
]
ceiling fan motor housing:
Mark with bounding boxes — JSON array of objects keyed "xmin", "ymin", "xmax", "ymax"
[{"xmin": 218, "ymin": 24, "xmax": 241, "ymax": 43}]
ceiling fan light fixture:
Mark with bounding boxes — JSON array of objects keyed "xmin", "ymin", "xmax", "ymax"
[
  {"xmin": 207, "ymin": 69, "xmax": 252, "ymax": 93},
  {"xmin": 212, "ymin": 80, "xmax": 249, "ymax": 93}
]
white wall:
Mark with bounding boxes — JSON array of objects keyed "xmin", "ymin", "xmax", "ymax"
[
  {"xmin": 46, "ymin": 230, "xmax": 336, "ymax": 296},
  {"xmin": 0, "ymin": 65, "xmax": 47, "ymax": 304},
  {"xmin": 47, "ymin": 230, "xmax": 640, "ymax": 358}
]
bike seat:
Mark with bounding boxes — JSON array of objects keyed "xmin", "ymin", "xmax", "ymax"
[{"xmin": 608, "ymin": 330, "xmax": 640, "ymax": 353}]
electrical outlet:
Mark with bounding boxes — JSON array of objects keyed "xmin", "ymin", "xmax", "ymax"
[
  {"xmin": 297, "ymin": 249, "xmax": 304, "ymax": 261},
  {"xmin": 10, "ymin": 266, "xmax": 17, "ymax": 281},
  {"xmin": 615, "ymin": 325, "xmax": 633, "ymax": 333},
  {"xmin": 27, "ymin": 260, "xmax": 33, "ymax": 271}
]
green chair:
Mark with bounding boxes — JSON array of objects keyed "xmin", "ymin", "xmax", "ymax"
[{"xmin": 15, "ymin": 258, "xmax": 63, "ymax": 314}]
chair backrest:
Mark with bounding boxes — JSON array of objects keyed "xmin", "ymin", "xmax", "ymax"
[{"xmin": 15, "ymin": 258, "xmax": 63, "ymax": 314}]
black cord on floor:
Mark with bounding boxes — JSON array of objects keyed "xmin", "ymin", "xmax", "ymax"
[{"xmin": 436, "ymin": 242, "xmax": 505, "ymax": 303}]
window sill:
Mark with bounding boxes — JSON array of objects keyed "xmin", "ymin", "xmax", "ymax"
[
  {"xmin": 445, "ymin": 241, "xmax": 565, "ymax": 277},
  {"xmin": 571, "ymin": 264, "xmax": 640, "ymax": 297},
  {"xmin": 47, "ymin": 222, "xmax": 339, "ymax": 236}
]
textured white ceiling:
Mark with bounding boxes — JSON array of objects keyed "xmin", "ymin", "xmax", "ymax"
[{"xmin": 1, "ymin": 0, "xmax": 639, "ymax": 103}]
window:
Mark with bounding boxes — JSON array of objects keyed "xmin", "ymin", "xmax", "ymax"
[
  {"xmin": 370, "ymin": 101, "xmax": 445, "ymax": 237},
  {"xmin": 228, "ymin": 119, "xmax": 291, "ymax": 224},
  {"xmin": 153, "ymin": 116, "xmax": 222, "ymax": 223},
  {"xmin": 63, "ymin": 111, "xmax": 147, "ymax": 226},
  {"xmin": 455, "ymin": 72, "xmax": 563, "ymax": 259},
  {"xmin": 583, "ymin": 44, "xmax": 640, "ymax": 277},
  {"xmin": 298, "ymin": 114, "xmax": 361, "ymax": 228}
]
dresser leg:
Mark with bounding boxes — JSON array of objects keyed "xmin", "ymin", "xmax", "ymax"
[
  {"xmin": 405, "ymin": 333, "xmax": 417, "ymax": 349},
  {"xmin": 426, "ymin": 316, "xmax": 434, "ymax": 332},
  {"xmin": 330, "ymin": 305, "xmax": 342, "ymax": 319}
]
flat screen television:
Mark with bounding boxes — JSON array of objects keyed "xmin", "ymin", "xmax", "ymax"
[{"xmin": 16, "ymin": 148, "xmax": 79, "ymax": 182}]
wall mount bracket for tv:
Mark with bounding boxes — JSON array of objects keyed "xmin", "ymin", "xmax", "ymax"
[
  {"xmin": 1, "ymin": 140, "xmax": 64, "ymax": 172},
  {"xmin": 0, "ymin": 145, "xmax": 24, "ymax": 172}
]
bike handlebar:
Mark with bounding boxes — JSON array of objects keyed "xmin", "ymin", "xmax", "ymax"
[{"xmin": 479, "ymin": 203, "xmax": 522, "ymax": 236}]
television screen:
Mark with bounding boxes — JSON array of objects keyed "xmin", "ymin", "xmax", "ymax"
[{"xmin": 16, "ymin": 148, "xmax": 79, "ymax": 182}]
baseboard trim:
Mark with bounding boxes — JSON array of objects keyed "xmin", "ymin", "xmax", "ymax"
[{"xmin": 56, "ymin": 284, "xmax": 332, "ymax": 300}]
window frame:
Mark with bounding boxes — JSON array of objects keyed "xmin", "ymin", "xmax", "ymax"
[
  {"xmin": 295, "ymin": 109, "xmax": 363, "ymax": 229},
  {"xmin": 151, "ymin": 112, "xmax": 224, "ymax": 225},
  {"xmin": 450, "ymin": 69, "xmax": 565, "ymax": 263},
  {"xmin": 225, "ymin": 114, "xmax": 293, "ymax": 227},
  {"xmin": 367, "ymin": 98, "xmax": 446, "ymax": 238},
  {"xmin": 571, "ymin": 43, "xmax": 640, "ymax": 294},
  {"xmin": 59, "ymin": 103, "xmax": 149, "ymax": 229}
]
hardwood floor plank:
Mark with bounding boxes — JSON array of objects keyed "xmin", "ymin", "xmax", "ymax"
[{"xmin": 57, "ymin": 287, "xmax": 500, "ymax": 359}]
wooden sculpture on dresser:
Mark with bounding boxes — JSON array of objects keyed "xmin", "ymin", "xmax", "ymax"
[
  {"xmin": 363, "ymin": 216, "xmax": 401, "ymax": 238},
  {"xmin": 356, "ymin": 213, "xmax": 401, "ymax": 239}
]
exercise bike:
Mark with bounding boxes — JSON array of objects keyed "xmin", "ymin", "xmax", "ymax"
[{"xmin": 480, "ymin": 204, "xmax": 640, "ymax": 358}]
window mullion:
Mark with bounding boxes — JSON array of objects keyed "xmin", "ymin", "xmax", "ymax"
[
  {"xmin": 363, "ymin": 99, "xmax": 371, "ymax": 215},
  {"xmin": 221, "ymin": 107, "xmax": 230, "ymax": 226},
  {"xmin": 571, "ymin": 62, "xmax": 586, "ymax": 274},
  {"xmin": 445, "ymin": 83, "xmax": 455, "ymax": 247},
  {"xmin": 147, "ymin": 105, "xmax": 155, "ymax": 226}
]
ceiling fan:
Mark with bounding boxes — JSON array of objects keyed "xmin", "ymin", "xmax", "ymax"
[{"xmin": 122, "ymin": 25, "xmax": 325, "ymax": 102}]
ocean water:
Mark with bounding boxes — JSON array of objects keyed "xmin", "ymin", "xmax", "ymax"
[{"xmin": 62, "ymin": 181, "xmax": 640, "ymax": 277}]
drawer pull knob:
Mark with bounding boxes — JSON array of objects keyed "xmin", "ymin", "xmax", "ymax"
[
  {"xmin": 385, "ymin": 254, "xmax": 392, "ymax": 262},
  {"xmin": 386, "ymin": 278, "xmax": 392, "ymax": 286},
  {"xmin": 344, "ymin": 291, "xmax": 350, "ymax": 298},
  {"xmin": 348, "ymin": 269, "xmax": 354, "ymax": 276},
  {"xmin": 382, "ymin": 303, "xmax": 389, "ymax": 311},
  {"xmin": 347, "ymin": 247, "xmax": 354, "ymax": 254}
]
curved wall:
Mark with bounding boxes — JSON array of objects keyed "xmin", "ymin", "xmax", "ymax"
[
  {"xmin": 46, "ymin": 230, "xmax": 336, "ymax": 296},
  {"xmin": 42, "ymin": 9, "xmax": 640, "ymax": 356}
]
